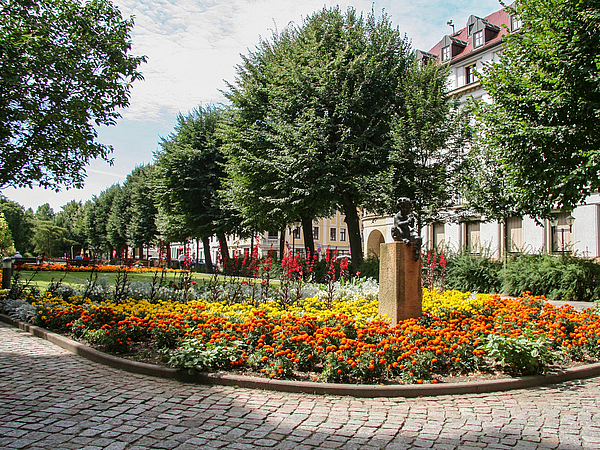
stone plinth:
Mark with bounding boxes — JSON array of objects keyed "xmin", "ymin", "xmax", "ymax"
[{"xmin": 378, "ymin": 242, "xmax": 422, "ymax": 325}]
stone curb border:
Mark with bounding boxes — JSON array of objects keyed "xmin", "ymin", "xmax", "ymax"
[{"xmin": 4, "ymin": 313, "xmax": 600, "ymax": 398}]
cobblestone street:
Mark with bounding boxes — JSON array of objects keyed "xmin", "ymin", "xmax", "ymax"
[{"xmin": 1, "ymin": 322, "xmax": 600, "ymax": 449}]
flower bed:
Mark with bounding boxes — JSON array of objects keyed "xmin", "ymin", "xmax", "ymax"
[
  {"xmin": 6, "ymin": 288, "xmax": 598, "ymax": 384},
  {"xmin": 19, "ymin": 263, "xmax": 183, "ymax": 273}
]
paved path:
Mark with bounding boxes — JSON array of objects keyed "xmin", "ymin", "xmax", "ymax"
[{"xmin": 1, "ymin": 322, "xmax": 600, "ymax": 450}]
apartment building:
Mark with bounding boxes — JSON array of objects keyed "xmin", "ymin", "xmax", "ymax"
[{"xmin": 363, "ymin": 6, "xmax": 600, "ymax": 260}]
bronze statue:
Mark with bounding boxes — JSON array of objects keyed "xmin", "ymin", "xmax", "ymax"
[{"xmin": 391, "ymin": 197, "xmax": 422, "ymax": 261}]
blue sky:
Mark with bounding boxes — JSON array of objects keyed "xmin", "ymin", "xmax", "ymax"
[{"xmin": 3, "ymin": 0, "xmax": 503, "ymax": 212}]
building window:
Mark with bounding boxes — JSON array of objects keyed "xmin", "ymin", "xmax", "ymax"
[
  {"xmin": 330, "ymin": 228, "xmax": 337, "ymax": 241},
  {"xmin": 267, "ymin": 231, "xmax": 278, "ymax": 239},
  {"xmin": 441, "ymin": 45, "xmax": 450, "ymax": 61},
  {"xmin": 511, "ymin": 16, "xmax": 522, "ymax": 31},
  {"xmin": 292, "ymin": 226, "xmax": 301, "ymax": 239},
  {"xmin": 506, "ymin": 217, "xmax": 523, "ymax": 253},
  {"xmin": 466, "ymin": 221, "xmax": 481, "ymax": 254},
  {"xmin": 433, "ymin": 223, "xmax": 445, "ymax": 250},
  {"xmin": 552, "ymin": 213, "xmax": 573, "ymax": 254},
  {"xmin": 473, "ymin": 30, "xmax": 484, "ymax": 48},
  {"xmin": 340, "ymin": 228, "xmax": 346, "ymax": 242},
  {"xmin": 313, "ymin": 226, "xmax": 319, "ymax": 241},
  {"xmin": 465, "ymin": 64, "xmax": 477, "ymax": 84}
]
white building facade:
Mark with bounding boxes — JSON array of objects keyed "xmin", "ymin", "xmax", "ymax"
[{"xmin": 363, "ymin": 6, "xmax": 600, "ymax": 260}]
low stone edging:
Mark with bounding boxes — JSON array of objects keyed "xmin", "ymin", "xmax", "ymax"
[{"xmin": 3, "ymin": 313, "xmax": 600, "ymax": 398}]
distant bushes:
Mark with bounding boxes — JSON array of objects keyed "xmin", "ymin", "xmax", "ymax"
[
  {"xmin": 502, "ymin": 254, "xmax": 600, "ymax": 302},
  {"xmin": 443, "ymin": 251, "xmax": 600, "ymax": 302},
  {"xmin": 444, "ymin": 252, "xmax": 504, "ymax": 294}
]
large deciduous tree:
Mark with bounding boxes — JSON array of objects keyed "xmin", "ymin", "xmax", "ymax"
[
  {"xmin": 0, "ymin": 196, "xmax": 34, "ymax": 254},
  {"xmin": 155, "ymin": 105, "xmax": 236, "ymax": 271},
  {"xmin": 473, "ymin": 0, "xmax": 600, "ymax": 219},
  {"xmin": 382, "ymin": 60, "xmax": 471, "ymax": 232},
  {"xmin": 0, "ymin": 0, "xmax": 146, "ymax": 190},
  {"xmin": 224, "ymin": 7, "xmax": 410, "ymax": 272}
]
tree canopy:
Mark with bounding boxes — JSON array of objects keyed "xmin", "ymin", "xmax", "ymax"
[
  {"xmin": 223, "ymin": 6, "xmax": 411, "ymax": 271},
  {"xmin": 383, "ymin": 60, "xmax": 471, "ymax": 231},
  {"xmin": 155, "ymin": 105, "xmax": 236, "ymax": 268},
  {"xmin": 473, "ymin": 0, "xmax": 600, "ymax": 219},
  {"xmin": 0, "ymin": 0, "xmax": 146, "ymax": 190}
]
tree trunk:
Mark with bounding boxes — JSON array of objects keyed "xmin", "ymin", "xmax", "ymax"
[
  {"xmin": 216, "ymin": 231, "xmax": 230, "ymax": 271},
  {"xmin": 279, "ymin": 225, "xmax": 286, "ymax": 260},
  {"xmin": 301, "ymin": 215, "xmax": 315, "ymax": 258},
  {"xmin": 342, "ymin": 196, "xmax": 363, "ymax": 275},
  {"xmin": 202, "ymin": 236, "xmax": 213, "ymax": 274}
]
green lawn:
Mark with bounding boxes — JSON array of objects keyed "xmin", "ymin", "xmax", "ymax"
[
  {"xmin": 13, "ymin": 269, "xmax": 277, "ymax": 293},
  {"xmin": 14, "ymin": 270, "xmax": 216, "ymax": 292}
]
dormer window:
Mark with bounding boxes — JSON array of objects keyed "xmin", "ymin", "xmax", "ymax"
[
  {"xmin": 439, "ymin": 35, "xmax": 467, "ymax": 62},
  {"xmin": 473, "ymin": 30, "xmax": 484, "ymax": 48},
  {"xmin": 441, "ymin": 46, "xmax": 451, "ymax": 61}
]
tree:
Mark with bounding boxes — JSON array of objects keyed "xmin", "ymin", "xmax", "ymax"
[
  {"xmin": 382, "ymin": 60, "xmax": 471, "ymax": 231},
  {"xmin": 473, "ymin": 0, "xmax": 600, "ymax": 219},
  {"xmin": 223, "ymin": 7, "xmax": 410, "ymax": 272},
  {"xmin": 32, "ymin": 220, "xmax": 68, "ymax": 257},
  {"xmin": 34, "ymin": 203, "xmax": 55, "ymax": 222},
  {"xmin": 155, "ymin": 105, "xmax": 237, "ymax": 270},
  {"xmin": 127, "ymin": 165, "xmax": 158, "ymax": 257},
  {"xmin": 0, "ymin": 213, "xmax": 16, "ymax": 257},
  {"xmin": 0, "ymin": 196, "xmax": 34, "ymax": 254},
  {"xmin": 107, "ymin": 184, "xmax": 129, "ymax": 254},
  {"xmin": 85, "ymin": 184, "xmax": 119, "ymax": 257},
  {"xmin": 56, "ymin": 200, "xmax": 88, "ymax": 256},
  {"xmin": 0, "ymin": 0, "xmax": 146, "ymax": 190}
]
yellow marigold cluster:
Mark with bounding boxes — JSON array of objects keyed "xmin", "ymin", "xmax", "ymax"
[
  {"xmin": 422, "ymin": 288, "xmax": 490, "ymax": 318},
  {"xmin": 31, "ymin": 288, "xmax": 486, "ymax": 324}
]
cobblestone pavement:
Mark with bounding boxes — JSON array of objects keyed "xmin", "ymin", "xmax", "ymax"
[{"xmin": 2, "ymin": 322, "xmax": 600, "ymax": 450}]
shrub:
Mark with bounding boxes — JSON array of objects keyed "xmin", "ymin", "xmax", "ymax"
[
  {"xmin": 444, "ymin": 251, "xmax": 503, "ymax": 293},
  {"xmin": 358, "ymin": 255, "xmax": 380, "ymax": 281},
  {"xmin": 167, "ymin": 338, "xmax": 244, "ymax": 372},
  {"xmin": 503, "ymin": 254, "xmax": 600, "ymax": 302}
]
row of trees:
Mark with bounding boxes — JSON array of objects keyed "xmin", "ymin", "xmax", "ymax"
[
  {"xmin": 2, "ymin": 1, "xmax": 598, "ymax": 270},
  {"xmin": 2, "ymin": 7, "xmax": 468, "ymax": 271}
]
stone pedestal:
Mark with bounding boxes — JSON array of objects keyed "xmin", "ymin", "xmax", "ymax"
[{"xmin": 378, "ymin": 242, "xmax": 422, "ymax": 325}]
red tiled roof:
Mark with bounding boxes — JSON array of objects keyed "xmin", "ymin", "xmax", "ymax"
[{"xmin": 427, "ymin": 7, "xmax": 512, "ymax": 63}]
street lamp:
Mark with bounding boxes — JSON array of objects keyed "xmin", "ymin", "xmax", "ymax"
[
  {"xmin": 566, "ymin": 214, "xmax": 576, "ymax": 231},
  {"xmin": 551, "ymin": 214, "xmax": 576, "ymax": 255},
  {"xmin": 291, "ymin": 222, "xmax": 300, "ymax": 255}
]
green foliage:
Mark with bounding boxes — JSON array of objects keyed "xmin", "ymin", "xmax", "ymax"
[
  {"xmin": 167, "ymin": 338, "xmax": 243, "ymax": 372},
  {"xmin": 473, "ymin": 0, "xmax": 600, "ymax": 219},
  {"xmin": 0, "ymin": 213, "xmax": 15, "ymax": 257},
  {"xmin": 55, "ymin": 200, "xmax": 88, "ymax": 255},
  {"xmin": 31, "ymin": 220, "xmax": 69, "ymax": 257},
  {"xmin": 483, "ymin": 330, "xmax": 557, "ymax": 376},
  {"xmin": 445, "ymin": 251, "xmax": 504, "ymax": 294},
  {"xmin": 82, "ymin": 327, "xmax": 130, "ymax": 354},
  {"xmin": 0, "ymin": 197, "xmax": 34, "ymax": 254},
  {"xmin": 382, "ymin": 60, "xmax": 471, "ymax": 230},
  {"xmin": 503, "ymin": 254, "xmax": 600, "ymax": 302},
  {"xmin": 222, "ymin": 6, "xmax": 411, "ymax": 273},
  {"xmin": 357, "ymin": 255, "xmax": 380, "ymax": 281},
  {"xmin": 155, "ymin": 105, "xmax": 236, "ymax": 265},
  {"xmin": 0, "ymin": 0, "xmax": 146, "ymax": 190}
]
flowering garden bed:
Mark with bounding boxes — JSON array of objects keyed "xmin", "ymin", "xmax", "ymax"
[{"xmin": 3, "ymin": 283, "xmax": 600, "ymax": 385}]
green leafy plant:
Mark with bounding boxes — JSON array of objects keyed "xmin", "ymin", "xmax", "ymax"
[
  {"xmin": 483, "ymin": 330, "xmax": 558, "ymax": 376},
  {"xmin": 167, "ymin": 338, "xmax": 244, "ymax": 373}
]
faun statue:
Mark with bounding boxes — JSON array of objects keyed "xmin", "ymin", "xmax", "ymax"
[{"xmin": 390, "ymin": 197, "xmax": 422, "ymax": 261}]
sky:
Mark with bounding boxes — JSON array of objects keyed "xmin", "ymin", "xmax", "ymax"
[{"xmin": 2, "ymin": 0, "xmax": 504, "ymax": 213}]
